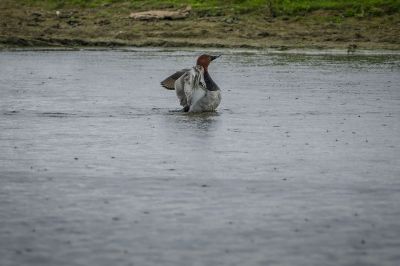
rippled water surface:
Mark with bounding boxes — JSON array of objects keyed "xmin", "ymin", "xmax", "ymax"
[{"xmin": 1, "ymin": 49, "xmax": 400, "ymax": 266}]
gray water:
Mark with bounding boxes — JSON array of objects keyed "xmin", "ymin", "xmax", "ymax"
[{"xmin": 1, "ymin": 49, "xmax": 400, "ymax": 266}]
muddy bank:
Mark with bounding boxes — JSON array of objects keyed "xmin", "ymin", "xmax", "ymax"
[{"xmin": 1, "ymin": 0, "xmax": 400, "ymax": 50}]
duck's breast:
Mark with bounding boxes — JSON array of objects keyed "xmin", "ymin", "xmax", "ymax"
[{"xmin": 190, "ymin": 87, "xmax": 206, "ymax": 107}]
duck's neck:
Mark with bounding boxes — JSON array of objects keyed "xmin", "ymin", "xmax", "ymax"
[{"xmin": 203, "ymin": 70, "xmax": 219, "ymax": 91}]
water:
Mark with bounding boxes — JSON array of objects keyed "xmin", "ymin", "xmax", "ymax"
[{"xmin": 1, "ymin": 49, "xmax": 400, "ymax": 266}]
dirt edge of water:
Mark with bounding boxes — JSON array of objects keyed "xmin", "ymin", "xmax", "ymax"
[{"xmin": 1, "ymin": 1, "xmax": 399, "ymax": 51}]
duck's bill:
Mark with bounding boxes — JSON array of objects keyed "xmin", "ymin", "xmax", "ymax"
[{"xmin": 210, "ymin": 55, "xmax": 221, "ymax": 61}]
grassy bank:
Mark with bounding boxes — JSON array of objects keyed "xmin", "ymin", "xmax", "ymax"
[
  {"xmin": 1, "ymin": 0, "xmax": 399, "ymax": 49},
  {"xmin": 21, "ymin": 0, "xmax": 400, "ymax": 16}
]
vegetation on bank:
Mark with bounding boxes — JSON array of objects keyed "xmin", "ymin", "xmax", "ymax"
[
  {"xmin": 20, "ymin": 0, "xmax": 400, "ymax": 17},
  {"xmin": 2, "ymin": 0, "xmax": 400, "ymax": 49}
]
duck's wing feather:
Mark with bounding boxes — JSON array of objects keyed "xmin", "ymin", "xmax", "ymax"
[
  {"xmin": 177, "ymin": 67, "xmax": 205, "ymax": 109},
  {"xmin": 175, "ymin": 70, "xmax": 189, "ymax": 107},
  {"xmin": 160, "ymin": 69, "xmax": 190, "ymax": 90}
]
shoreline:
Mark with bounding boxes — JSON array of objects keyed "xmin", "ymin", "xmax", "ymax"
[
  {"xmin": 1, "ymin": 35, "xmax": 400, "ymax": 51},
  {"xmin": 1, "ymin": 1, "xmax": 399, "ymax": 53},
  {"xmin": 2, "ymin": 43, "xmax": 400, "ymax": 56}
]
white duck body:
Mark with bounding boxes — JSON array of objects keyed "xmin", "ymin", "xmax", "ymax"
[{"xmin": 174, "ymin": 66, "xmax": 221, "ymax": 112}]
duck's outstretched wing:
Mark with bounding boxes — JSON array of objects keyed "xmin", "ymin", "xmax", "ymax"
[
  {"xmin": 175, "ymin": 66, "xmax": 205, "ymax": 110},
  {"xmin": 160, "ymin": 69, "xmax": 190, "ymax": 90}
]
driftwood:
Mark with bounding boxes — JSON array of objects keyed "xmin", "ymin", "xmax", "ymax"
[{"xmin": 129, "ymin": 6, "xmax": 191, "ymax": 21}]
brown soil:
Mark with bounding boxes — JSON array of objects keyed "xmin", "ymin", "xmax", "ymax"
[{"xmin": 1, "ymin": 0, "xmax": 399, "ymax": 50}]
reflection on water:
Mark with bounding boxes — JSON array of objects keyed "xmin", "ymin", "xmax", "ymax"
[{"xmin": 163, "ymin": 110, "xmax": 221, "ymax": 132}]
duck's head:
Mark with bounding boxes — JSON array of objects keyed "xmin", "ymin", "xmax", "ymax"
[{"xmin": 196, "ymin": 54, "xmax": 221, "ymax": 71}]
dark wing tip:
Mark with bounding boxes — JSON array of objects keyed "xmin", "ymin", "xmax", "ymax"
[{"xmin": 160, "ymin": 80, "xmax": 175, "ymax": 90}]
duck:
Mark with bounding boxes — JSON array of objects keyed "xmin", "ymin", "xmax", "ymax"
[{"xmin": 161, "ymin": 54, "xmax": 221, "ymax": 112}]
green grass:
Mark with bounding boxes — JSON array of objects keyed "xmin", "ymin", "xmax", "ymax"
[
  {"xmin": 19, "ymin": 0, "xmax": 400, "ymax": 17},
  {"xmin": 268, "ymin": 0, "xmax": 400, "ymax": 16}
]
